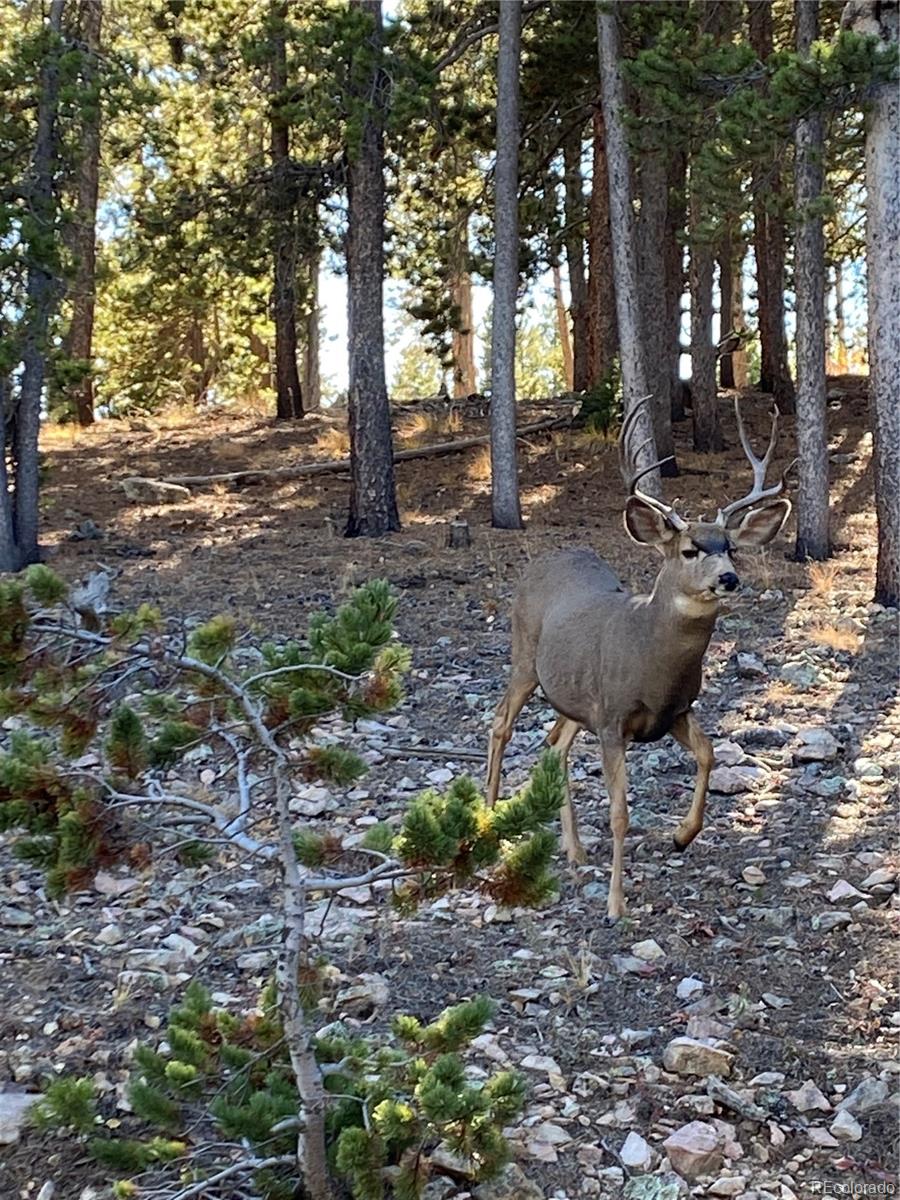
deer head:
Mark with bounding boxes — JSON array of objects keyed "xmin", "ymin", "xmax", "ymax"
[{"xmin": 619, "ymin": 398, "xmax": 791, "ymax": 612}]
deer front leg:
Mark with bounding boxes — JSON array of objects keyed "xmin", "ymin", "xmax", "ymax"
[
  {"xmin": 485, "ymin": 672, "xmax": 536, "ymax": 808},
  {"xmin": 600, "ymin": 733, "xmax": 629, "ymax": 920},
  {"xmin": 547, "ymin": 718, "xmax": 584, "ymax": 864},
  {"xmin": 670, "ymin": 711, "xmax": 714, "ymax": 850}
]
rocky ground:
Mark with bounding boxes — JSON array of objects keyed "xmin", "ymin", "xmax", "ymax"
[{"xmin": 1, "ymin": 382, "xmax": 897, "ymax": 1199}]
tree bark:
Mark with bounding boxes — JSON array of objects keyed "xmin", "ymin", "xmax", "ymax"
[
  {"xmin": 65, "ymin": 0, "xmax": 101, "ymax": 427},
  {"xmin": 270, "ymin": 2, "xmax": 303, "ymax": 421},
  {"xmin": 449, "ymin": 214, "xmax": 477, "ymax": 398},
  {"xmin": 597, "ymin": 4, "xmax": 661, "ymax": 494},
  {"xmin": 730, "ymin": 238, "xmax": 749, "ymax": 388},
  {"xmin": 587, "ymin": 101, "xmax": 618, "ymax": 389},
  {"xmin": 346, "ymin": 0, "xmax": 400, "ymax": 537},
  {"xmin": 562, "ymin": 124, "xmax": 589, "ymax": 392},
  {"xmin": 793, "ymin": 0, "xmax": 830, "ymax": 562},
  {"xmin": 845, "ymin": 0, "xmax": 899, "ymax": 605},
  {"xmin": 5, "ymin": 0, "xmax": 66, "ymax": 572},
  {"xmin": 638, "ymin": 145, "xmax": 677, "ymax": 474},
  {"xmin": 664, "ymin": 150, "xmax": 687, "ymax": 421},
  {"xmin": 489, "ymin": 0, "xmax": 523, "ymax": 529},
  {"xmin": 717, "ymin": 228, "xmax": 735, "ymax": 389},
  {"xmin": 689, "ymin": 190, "xmax": 723, "ymax": 453},
  {"xmin": 302, "ymin": 249, "xmax": 321, "ymax": 411},
  {"xmin": 552, "ymin": 262, "xmax": 574, "ymax": 391},
  {"xmin": 748, "ymin": 0, "xmax": 796, "ymax": 413},
  {"xmin": 833, "ymin": 260, "xmax": 848, "ymax": 370}
]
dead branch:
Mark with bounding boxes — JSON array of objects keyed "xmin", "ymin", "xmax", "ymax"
[{"xmin": 160, "ymin": 416, "xmax": 570, "ymax": 489}]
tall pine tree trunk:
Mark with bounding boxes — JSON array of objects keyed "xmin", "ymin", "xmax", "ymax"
[
  {"xmin": 749, "ymin": 0, "xmax": 796, "ymax": 413},
  {"xmin": 552, "ymin": 262, "xmax": 574, "ymax": 391},
  {"xmin": 346, "ymin": 0, "xmax": 399, "ymax": 537},
  {"xmin": 5, "ymin": 0, "xmax": 66, "ymax": 572},
  {"xmin": 718, "ymin": 227, "xmax": 735, "ymax": 389},
  {"xmin": 845, "ymin": 0, "xmax": 899, "ymax": 605},
  {"xmin": 270, "ymin": 2, "xmax": 303, "ymax": 421},
  {"xmin": 833, "ymin": 260, "xmax": 848, "ymax": 370},
  {"xmin": 450, "ymin": 214, "xmax": 477, "ymax": 398},
  {"xmin": 730, "ymin": 239, "xmax": 749, "ymax": 388},
  {"xmin": 689, "ymin": 187, "xmax": 723, "ymax": 452},
  {"xmin": 638, "ymin": 146, "xmax": 677, "ymax": 474},
  {"xmin": 587, "ymin": 101, "xmax": 618, "ymax": 389},
  {"xmin": 302, "ymin": 249, "xmax": 321, "ymax": 411},
  {"xmin": 597, "ymin": 3, "xmax": 660, "ymax": 494},
  {"xmin": 65, "ymin": 0, "xmax": 101, "ymax": 427},
  {"xmin": 664, "ymin": 150, "xmax": 687, "ymax": 420},
  {"xmin": 562, "ymin": 125, "xmax": 589, "ymax": 392},
  {"xmin": 793, "ymin": 0, "xmax": 830, "ymax": 562},
  {"xmin": 490, "ymin": 0, "xmax": 523, "ymax": 529}
]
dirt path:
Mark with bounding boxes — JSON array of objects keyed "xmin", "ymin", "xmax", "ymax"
[{"xmin": 2, "ymin": 382, "xmax": 896, "ymax": 1199}]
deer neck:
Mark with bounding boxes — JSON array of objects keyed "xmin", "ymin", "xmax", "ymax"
[{"xmin": 644, "ymin": 574, "xmax": 719, "ymax": 650}]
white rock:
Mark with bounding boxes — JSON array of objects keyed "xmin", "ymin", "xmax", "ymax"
[
  {"xmin": 619, "ymin": 1131, "xmax": 653, "ymax": 1171},
  {"xmin": 785, "ymin": 1079, "xmax": 831, "ymax": 1112},
  {"xmin": 837, "ymin": 1076, "xmax": 889, "ymax": 1114},
  {"xmin": 830, "ymin": 1109, "xmax": 863, "ymax": 1142},
  {"xmin": 96, "ymin": 923, "xmax": 125, "ymax": 946},
  {"xmin": 714, "ymin": 740, "xmax": 747, "ymax": 767},
  {"xmin": 93, "ymin": 871, "xmax": 140, "ymax": 897},
  {"xmin": 0, "ymin": 1092, "xmax": 38, "ymax": 1145},
  {"xmin": 426, "ymin": 767, "xmax": 454, "ymax": 785},
  {"xmin": 742, "ymin": 865, "xmax": 767, "ymax": 885},
  {"xmin": 793, "ymin": 728, "xmax": 839, "ymax": 762},
  {"xmin": 521, "ymin": 1054, "xmax": 564, "ymax": 1078},
  {"xmin": 289, "ymin": 786, "xmax": 336, "ymax": 816},
  {"xmin": 811, "ymin": 910, "xmax": 852, "ymax": 932},
  {"xmin": 749, "ymin": 1071, "xmax": 785, "ymax": 1087},
  {"xmin": 826, "ymin": 880, "xmax": 865, "ymax": 903},
  {"xmin": 662, "ymin": 1121, "xmax": 723, "ymax": 1180},
  {"xmin": 709, "ymin": 765, "xmax": 765, "ymax": 794},
  {"xmin": 631, "ymin": 938, "xmax": 666, "ymax": 962},
  {"xmin": 861, "ymin": 867, "xmax": 896, "ymax": 890},
  {"xmin": 676, "ymin": 976, "xmax": 704, "ymax": 1000},
  {"xmin": 807, "ymin": 1126, "xmax": 839, "ymax": 1148},
  {"xmin": 663, "ymin": 1037, "xmax": 733, "ymax": 1078},
  {"xmin": 708, "ymin": 1178, "xmax": 746, "ymax": 1197},
  {"xmin": 236, "ymin": 950, "xmax": 271, "ymax": 972},
  {"xmin": 0, "ymin": 906, "xmax": 34, "ymax": 927}
]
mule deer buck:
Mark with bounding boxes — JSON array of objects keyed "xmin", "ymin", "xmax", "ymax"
[{"xmin": 486, "ymin": 398, "xmax": 791, "ymax": 920}]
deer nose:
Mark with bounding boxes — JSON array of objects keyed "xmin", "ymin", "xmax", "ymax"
[{"xmin": 718, "ymin": 572, "xmax": 739, "ymax": 592}]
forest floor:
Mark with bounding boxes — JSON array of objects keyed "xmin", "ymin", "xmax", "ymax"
[{"xmin": 1, "ymin": 378, "xmax": 897, "ymax": 1200}]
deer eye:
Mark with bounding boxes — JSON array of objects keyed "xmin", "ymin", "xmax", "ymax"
[{"xmin": 682, "ymin": 548, "xmax": 701, "ymax": 559}]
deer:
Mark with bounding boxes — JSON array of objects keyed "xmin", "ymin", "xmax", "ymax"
[{"xmin": 485, "ymin": 397, "xmax": 792, "ymax": 920}]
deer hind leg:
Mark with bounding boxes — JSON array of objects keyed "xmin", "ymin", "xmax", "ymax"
[
  {"xmin": 600, "ymin": 733, "xmax": 629, "ymax": 920},
  {"xmin": 547, "ymin": 718, "xmax": 585, "ymax": 864},
  {"xmin": 670, "ymin": 711, "xmax": 714, "ymax": 850},
  {"xmin": 485, "ymin": 670, "xmax": 537, "ymax": 807}
]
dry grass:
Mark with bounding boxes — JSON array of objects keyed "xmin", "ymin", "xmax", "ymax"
[
  {"xmin": 396, "ymin": 409, "xmax": 463, "ymax": 446},
  {"xmin": 466, "ymin": 444, "xmax": 492, "ymax": 482},
  {"xmin": 807, "ymin": 559, "xmax": 841, "ymax": 598},
  {"xmin": 807, "ymin": 622, "xmax": 861, "ymax": 653},
  {"xmin": 313, "ymin": 424, "xmax": 351, "ymax": 459}
]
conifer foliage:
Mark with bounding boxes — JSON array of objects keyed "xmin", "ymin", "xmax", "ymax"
[{"xmin": 3, "ymin": 567, "xmax": 564, "ymax": 1197}]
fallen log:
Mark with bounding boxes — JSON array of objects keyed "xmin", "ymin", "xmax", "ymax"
[{"xmin": 162, "ymin": 415, "xmax": 570, "ymax": 488}]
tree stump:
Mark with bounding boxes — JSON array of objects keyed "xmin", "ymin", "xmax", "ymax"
[{"xmin": 446, "ymin": 518, "xmax": 471, "ymax": 550}]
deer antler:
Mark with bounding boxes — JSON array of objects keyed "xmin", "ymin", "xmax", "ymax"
[
  {"xmin": 716, "ymin": 398, "xmax": 787, "ymax": 526},
  {"xmin": 619, "ymin": 396, "xmax": 687, "ymax": 531}
]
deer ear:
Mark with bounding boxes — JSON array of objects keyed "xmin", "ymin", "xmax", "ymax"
[
  {"xmin": 624, "ymin": 496, "xmax": 678, "ymax": 547},
  {"xmin": 730, "ymin": 499, "xmax": 792, "ymax": 548}
]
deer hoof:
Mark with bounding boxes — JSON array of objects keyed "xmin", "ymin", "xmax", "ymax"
[{"xmin": 673, "ymin": 826, "xmax": 699, "ymax": 851}]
